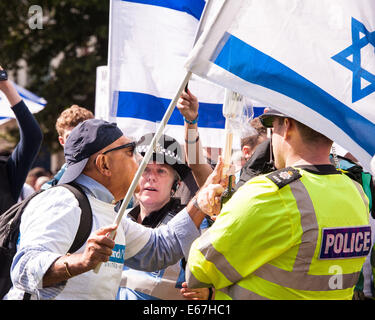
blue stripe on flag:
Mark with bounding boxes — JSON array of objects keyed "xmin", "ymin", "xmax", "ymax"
[
  {"xmin": 253, "ymin": 107, "xmax": 265, "ymax": 118},
  {"xmin": 213, "ymin": 33, "xmax": 375, "ymax": 155},
  {"xmin": 116, "ymin": 91, "xmax": 225, "ymax": 129},
  {"xmin": 13, "ymin": 83, "xmax": 46, "ymax": 106},
  {"xmin": 122, "ymin": 0, "xmax": 205, "ymax": 20}
]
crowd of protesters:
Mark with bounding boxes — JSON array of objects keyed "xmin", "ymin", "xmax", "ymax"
[{"xmin": 0, "ymin": 66, "xmax": 374, "ymax": 300}]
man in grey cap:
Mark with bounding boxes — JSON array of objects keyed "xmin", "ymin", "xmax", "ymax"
[{"xmin": 4, "ymin": 119, "xmax": 225, "ymax": 300}]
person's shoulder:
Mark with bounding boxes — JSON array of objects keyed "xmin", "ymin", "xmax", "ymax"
[
  {"xmin": 237, "ymin": 167, "xmax": 302, "ymax": 201},
  {"xmin": 20, "ymin": 186, "xmax": 82, "ymax": 230},
  {"xmin": 27, "ymin": 185, "xmax": 80, "ymax": 209}
]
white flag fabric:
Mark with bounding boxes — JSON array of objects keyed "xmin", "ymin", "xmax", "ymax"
[
  {"xmin": 0, "ymin": 82, "xmax": 46, "ymax": 125},
  {"xmin": 107, "ymin": 0, "xmax": 230, "ymax": 148},
  {"xmin": 185, "ymin": 0, "xmax": 375, "ymax": 171}
]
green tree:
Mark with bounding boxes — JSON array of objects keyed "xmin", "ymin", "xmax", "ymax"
[{"xmin": 0, "ymin": 0, "xmax": 109, "ymax": 154}]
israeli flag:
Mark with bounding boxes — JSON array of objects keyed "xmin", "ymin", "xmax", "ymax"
[
  {"xmin": 185, "ymin": 0, "xmax": 375, "ymax": 171},
  {"xmin": 106, "ymin": 0, "xmax": 232, "ymax": 148},
  {"xmin": 0, "ymin": 82, "xmax": 46, "ymax": 124}
]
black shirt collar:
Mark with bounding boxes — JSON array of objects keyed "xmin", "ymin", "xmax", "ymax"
[
  {"xmin": 294, "ymin": 164, "xmax": 340, "ymax": 175},
  {"xmin": 128, "ymin": 198, "xmax": 184, "ymax": 228}
]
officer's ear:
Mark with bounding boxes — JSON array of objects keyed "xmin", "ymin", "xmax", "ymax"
[{"xmin": 282, "ymin": 118, "xmax": 295, "ymax": 139}]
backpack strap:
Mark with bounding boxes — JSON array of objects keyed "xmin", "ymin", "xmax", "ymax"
[{"xmin": 60, "ymin": 183, "xmax": 93, "ymax": 254}]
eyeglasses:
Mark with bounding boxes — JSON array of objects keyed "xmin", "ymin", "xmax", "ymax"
[{"xmin": 102, "ymin": 141, "xmax": 137, "ymax": 155}]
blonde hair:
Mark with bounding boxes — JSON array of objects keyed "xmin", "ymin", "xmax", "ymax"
[{"xmin": 56, "ymin": 105, "xmax": 94, "ymax": 136}]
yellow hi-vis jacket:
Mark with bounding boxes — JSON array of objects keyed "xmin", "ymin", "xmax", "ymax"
[{"xmin": 186, "ymin": 166, "xmax": 372, "ymax": 300}]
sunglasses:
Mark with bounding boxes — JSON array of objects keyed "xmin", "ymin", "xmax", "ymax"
[
  {"xmin": 260, "ymin": 116, "xmax": 275, "ymax": 128},
  {"xmin": 102, "ymin": 141, "xmax": 137, "ymax": 155}
]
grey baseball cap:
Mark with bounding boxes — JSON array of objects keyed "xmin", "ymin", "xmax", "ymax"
[{"xmin": 58, "ymin": 119, "xmax": 123, "ymax": 184}]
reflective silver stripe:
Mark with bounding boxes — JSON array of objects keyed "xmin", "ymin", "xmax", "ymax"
[
  {"xmin": 197, "ymin": 230, "xmax": 242, "ymax": 283},
  {"xmin": 254, "ymin": 179, "xmax": 360, "ymax": 291},
  {"xmin": 220, "ymin": 285, "xmax": 270, "ymax": 300},
  {"xmin": 289, "ymin": 179, "xmax": 319, "ymax": 272},
  {"xmin": 253, "ymin": 263, "xmax": 361, "ymax": 291},
  {"xmin": 352, "ymin": 179, "xmax": 369, "ymax": 211}
]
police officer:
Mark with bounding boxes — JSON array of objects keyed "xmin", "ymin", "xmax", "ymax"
[{"xmin": 186, "ymin": 109, "xmax": 372, "ymax": 300}]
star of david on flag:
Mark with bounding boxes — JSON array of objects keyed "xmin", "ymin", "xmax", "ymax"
[
  {"xmin": 332, "ymin": 17, "xmax": 375, "ymax": 103},
  {"xmin": 184, "ymin": 0, "xmax": 375, "ymax": 172}
]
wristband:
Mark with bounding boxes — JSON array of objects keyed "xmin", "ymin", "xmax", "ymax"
[
  {"xmin": 184, "ymin": 115, "xmax": 198, "ymax": 124},
  {"xmin": 0, "ymin": 69, "xmax": 8, "ymax": 81}
]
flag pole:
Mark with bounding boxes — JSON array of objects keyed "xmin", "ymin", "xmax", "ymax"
[
  {"xmin": 222, "ymin": 89, "xmax": 243, "ymax": 174},
  {"xmin": 95, "ymin": 0, "xmax": 213, "ymax": 273},
  {"xmin": 94, "ymin": 70, "xmax": 192, "ymax": 273}
]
